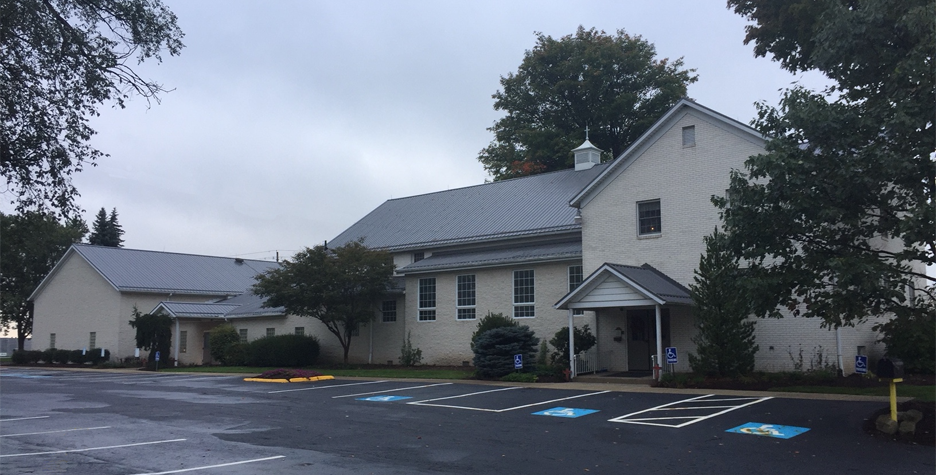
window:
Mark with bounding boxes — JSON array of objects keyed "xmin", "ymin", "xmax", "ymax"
[
  {"xmin": 381, "ymin": 300, "xmax": 397, "ymax": 322},
  {"xmin": 89, "ymin": 332, "xmax": 96, "ymax": 350},
  {"xmin": 638, "ymin": 200, "xmax": 661, "ymax": 235},
  {"xmin": 682, "ymin": 125, "xmax": 695, "ymax": 147},
  {"xmin": 413, "ymin": 252, "xmax": 425, "ymax": 263},
  {"xmin": 180, "ymin": 331, "xmax": 187, "ymax": 353},
  {"xmin": 456, "ymin": 275, "xmax": 476, "ymax": 320},
  {"xmin": 49, "ymin": 333, "xmax": 56, "ymax": 349},
  {"xmin": 418, "ymin": 278, "xmax": 436, "ymax": 321},
  {"xmin": 295, "ymin": 327, "xmax": 305, "ymax": 336},
  {"xmin": 724, "ymin": 188, "xmax": 735, "ymax": 209},
  {"xmin": 266, "ymin": 328, "xmax": 275, "ymax": 338},
  {"xmin": 513, "ymin": 270, "xmax": 535, "ymax": 318},
  {"xmin": 568, "ymin": 266, "xmax": 585, "ymax": 316},
  {"xmin": 239, "ymin": 329, "xmax": 248, "ymax": 343}
]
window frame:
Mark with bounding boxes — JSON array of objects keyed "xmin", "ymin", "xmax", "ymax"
[
  {"xmin": 682, "ymin": 125, "xmax": 696, "ymax": 148},
  {"xmin": 418, "ymin": 277, "xmax": 437, "ymax": 321},
  {"xmin": 637, "ymin": 199, "xmax": 662, "ymax": 236},
  {"xmin": 513, "ymin": 269, "xmax": 535, "ymax": 318},
  {"xmin": 180, "ymin": 330, "xmax": 187, "ymax": 353},
  {"xmin": 456, "ymin": 274, "xmax": 477, "ymax": 320},
  {"xmin": 381, "ymin": 300, "xmax": 397, "ymax": 322},
  {"xmin": 568, "ymin": 265, "xmax": 585, "ymax": 316},
  {"xmin": 295, "ymin": 327, "xmax": 305, "ymax": 336},
  {"xmin": 266, "ymin": 328, "xmax": 275, "ymax": 338},
  {"xmin": 89, "ymin": 331, "xmax": 96, "ymax": 350},
  {"xmin": 238, "ymin": 328, "xmax": 248, "ymax": 344}
]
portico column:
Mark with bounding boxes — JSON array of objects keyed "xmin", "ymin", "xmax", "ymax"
[
  {"xmin": 173, "ymin": 318, "xmax": 180, "ymax": 367},
  {"xmin": 655, "ymin": 304, "xmax": 663, "ymax": 381},
  {"xmin": 568, "ymin": 309, "xmax": 575, "ymax": 379}
]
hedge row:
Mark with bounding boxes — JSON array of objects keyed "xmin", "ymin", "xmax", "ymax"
[
  {"xmin": 220, "ymin": 334, "xmax": 320, "ymax": 367},
  {"xmin": 11, "ymin": 348, "xmax": 111, "ymax": 365}
]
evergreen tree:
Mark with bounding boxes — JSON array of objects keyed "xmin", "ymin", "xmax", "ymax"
[
  {"xmin": 688, "ymin": 229, "xmax": 758, "ymax": 377},
  {"xmin": 88, "ymin": 207, "xmax": 124, "ymax": 247}
]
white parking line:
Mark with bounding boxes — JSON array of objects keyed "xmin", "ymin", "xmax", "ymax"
[
  {"xmin": 0, "ymin": 438, "xmax": 187, "ymax": 458},
  {"xmin": 128, "ymin": 455, "xmax": 286, "ymax": 474},
  {"xmin": 332, "ymin": 382, "xmax": 453, "ymax": 399},
  {"xmin": 409, "ymin": 388, "xmax": 610, "ymax": 413},
  {"xmin": 0, "ymin": 416, "xmax": 50, "ymax": 422},
  {"xmin": 1, "ymin": 426, "xmax": 111, "ymax": 437},
  {"xmin": 608, "ymin": 394, "xmax": 772, "ymax": 428},
  {"xmin": 268, "ymin": 380, "xmax": 389, "ymax": 394}
]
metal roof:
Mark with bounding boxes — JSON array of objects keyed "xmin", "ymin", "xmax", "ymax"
[
  {"xmin": 555, "ymin": 262, "xmax": 693, "ymax": 309},
  {"xmin": 31, "ymin": 244, "xmax": 281, "ymax": 300},
  {"xmin": 329, "ymin": 164, "xmax": 609, "ymax": 251},
  {"xmin": 154, "ymin": 302, "xmax": 240, "ymax": 318},
  {"xmin": 400, "ymin": 240, "xmax": 582, "ymax": 274}
]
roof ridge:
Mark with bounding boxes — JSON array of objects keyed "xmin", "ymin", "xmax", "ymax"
[{"xmin": 73, "ymin": 243, "xmax": 275, "ymax": 265}]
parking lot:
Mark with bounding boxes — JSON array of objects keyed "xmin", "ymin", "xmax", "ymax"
[{"xmin": 1, "ymin": 368, "xmax": 932, "ymax": 474}]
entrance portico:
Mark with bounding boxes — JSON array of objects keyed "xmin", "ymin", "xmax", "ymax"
[{"xmin": 555, "ymin": 263, "xmax": 694, "ymax": 379}]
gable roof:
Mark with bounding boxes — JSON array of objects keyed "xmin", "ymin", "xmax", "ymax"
[
  {"xmin": 153, "ymin": 291, "xmax": 285, "ymax": 319},
  {"xmin": 329, "ymin": 163, "xmax": 609, "ymax": 252},
  {"xmin": 30, "ymin": 244, "xmax": 280, "ymax": 300},
  {"xmin": 570, "ymin": 99, "xmax": 765, "ymax": 208},
  {"xmin": 400, "ymin": 240, "xmax": 582, "ymax": 274},
  {"xmin": 555, "ymin": 263, "xmax": 693, "ymax": 309}
]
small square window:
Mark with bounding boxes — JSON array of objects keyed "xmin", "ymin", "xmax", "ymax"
[
  {"xmin": 295, "ymin": 327, "xmax": 305, "ymax": 336},
  {"xmin": 638, "ymin": 200, "xmax": 661, "ymax": 235},
  {"xmin": 239, "ymin": 329, "xmax": 248, "ymax": 343},
  {"xmin": 682, "ymin": 125, "xmax": 695, "ymax": 148},
  {"xmin": 413, "ymin": 252, "xmax": 425, "ymax": 262},
  {"xmin": 266, "ymin": 328, "xmax": 275, "ymax": 338}
]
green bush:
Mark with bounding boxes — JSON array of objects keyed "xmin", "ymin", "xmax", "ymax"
[
  {"xmin": 11, "ymin": 350, "xmax": 28, "ymax": 364},
  {"xmin": 470, "ymin": 312, "xmax": 517, "ymax": 350},
  {"xmin": 69, "ymin": 349, "xmax": 87, "ymax": 364},
  {"xmin": 224, "ymin": 343, "xmax": 249, "ymax": 366},
  {"xmin": 874, "ymin": 293, "xmax": 935, "ymax": 374},
  {"xmin": 472, "ymin": 325, "xmax": 539, "ymax": 379},
  {"xmin": 399, "ymin": 331, "xmax": 423, "ymax": 366},
  {"xmin": 53, "ymin": 349, "xmax": 71, "ymax": 364},
  {"xmin": 549, "ymin": 325, "xmax": 597, "ymax": 368},
  {"xmin": 41, "ymin": 348, "xmax": 56, "ymax": 364},
  {"xmin": 500, "ymin": 372, "xmax": 537, "ymax": 383},
  {"xmin": 209, "ymin": 324, "xmax": 242, "ymax": 365},
  {"xmin": 246, "ymin": 334, "xmax": 320, "ymax": 367},
  {"xmin": 87, "ymin": 349, "xmax": 111, "ymax": 365}
]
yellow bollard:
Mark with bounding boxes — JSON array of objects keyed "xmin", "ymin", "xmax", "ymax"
[{"xmin": 888, "ymin": 378, "xmax": 903, "ymax": 421}]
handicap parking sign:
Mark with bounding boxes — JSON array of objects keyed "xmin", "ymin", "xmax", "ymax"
[
  {"xmin": 855, "ymin": 355, "xmax": 868, "ymax": 374},
  {"xmin": 514, "ymin": 354, "xmax": 523, "ymax": 369},
  {"xmin": 665, "ymin": 347, "xmax": 677, "ymax": 364}
]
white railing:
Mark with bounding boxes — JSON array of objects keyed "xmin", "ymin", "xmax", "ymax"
[{"xmin": 572, "ymin": 348, "xmax": 598, "ymax": 378}]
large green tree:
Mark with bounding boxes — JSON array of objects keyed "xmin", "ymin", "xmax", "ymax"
[
  {"xmin": 688, "ymin": 229, "xmax": 758, "ymax": 377},
  {"xmin": 479, "ymin": 26, "xmax": 697, "ymax": 180},
  {"xmin": 88, "ymin": 207, "xmax": 125, "ymax": 247},
  {"xmin": 0, "ymin": 211, "xmax": 86, "ymax": 349},
  {"xmin": 0, "ymin": 0, "xmax": 184, "ymax": 216},
  {"xmin": 720, "ymin": 0, "xmax": 934, "ymax": 326},
  {"xmin": 253, "ymin": 241, "xmax": 394, "ymax": 364}
]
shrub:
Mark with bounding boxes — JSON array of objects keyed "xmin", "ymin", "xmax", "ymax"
[
  {"xmin": 11, "ymin": 350, "xmax": 28, "ymax": 364},
  {"xmin": 246, "ymin": 334, "xmax": 320, "ymax": 367},
  {"xmin": 256, "ymin": 368, "xmax": 324, "ymax": 380},
  {"xmin": 549, "ymin": 325, "xmax": 597, "ymax": 368},
  {"xmin": 500, "ymin": 372, "xmax": 537, "ymax": 383},
  {"xmin": 209, "ymin": 324, "xmax": 242, "ymax": 365},
  {"xmin": 470, "ymin": 312, "xmax": 517, "ymax": 351},
  {"xmin": 399, "ymin": 331, "xmax": 423, "ymax": 366},
  {"xmin": 874, "ymin": 290, "xmax": 935, "ymax": 374},
  {"xmin": 69, "ymin": 349, "xmax": 87, "ymax": 364},
  {"xmin": 41, "ymin": 348, "xmax": 56, "ymax": 364},
  {"xmin": 472, "ymin": 325, "xmax": 539, "ymax": 379},
  {"xmin": 224, "ymin": 343, "xmax": 249, "ymax": 366},
  {"xmin": 54, "ymin": 349, "xmax": 71, "ymax": 364},
  {"xmin": 87, "ymin": 349, "xmax": 111, "ymax": 365}
]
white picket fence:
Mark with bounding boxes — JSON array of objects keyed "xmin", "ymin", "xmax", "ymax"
[{"xmin": 572, "ymin": 348, "xmax": 598, "ymax": 378}]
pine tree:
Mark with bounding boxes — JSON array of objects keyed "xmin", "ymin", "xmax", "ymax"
[
  {"xmin": 88, "ymin": 207, "xmax": 124, "ymax": 247},
  {"xmin": 688, "ymin": 229, "xmax": 758, "ymax": 377}
]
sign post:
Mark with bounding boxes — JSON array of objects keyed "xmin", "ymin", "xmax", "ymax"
[
  {"xmin": 665, "ymin": 347, "xmax": 678, "ymax": 374},
  {"xmin": 854, "ymin": 355, "xmax": 868, "ymax": 375}
]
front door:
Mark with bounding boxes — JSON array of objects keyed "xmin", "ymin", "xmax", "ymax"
[
  {"xmin": 626, "ymin": 309, "xmax": 670, "ymax": 371},
  {"xmin": 203, "ymin": 332, "xmax": 212, "ymax": 364}
]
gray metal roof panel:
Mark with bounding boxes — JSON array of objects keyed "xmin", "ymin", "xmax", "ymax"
[
  {"xmin": 329, "ymin": 164, "xmax": 609, "ymax": 250},
  {"xmin": 72, "ymin": 244, "xmax": 280, "ymax": 295},
  {"xmin": 607, "ymin": 263, "xmax": 694, "ymax": 305},
  {"xmin": 156, "ymin": 302, "xmax": 240, "ymax": 318},
  {"xmin": 400, "ymin": 240, "xmax": 582, "ymax": 274},
  {"xmin": 221, "ymin": 291, "xmax": 286, "ymax": 317}
]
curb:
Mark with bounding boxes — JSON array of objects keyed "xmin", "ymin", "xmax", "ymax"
[{"xmin": 243, "ymin": 375, "xmax": 335, "ymax": 383}]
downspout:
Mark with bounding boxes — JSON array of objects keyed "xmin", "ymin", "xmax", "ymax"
[
  {"xmin": 655, "ymin": 304, "xmax": 663, "ymax": 381},
  {"xmin": 835, "ymin": 325, "xmax": 844, "ymax": 377},
  {"xmin": 368, "ymin": 317, "xmax": 374, "ymax": 364},
  {"xmin": 173, "ymin": 317, "xmax": 180, "ymax": 367}
]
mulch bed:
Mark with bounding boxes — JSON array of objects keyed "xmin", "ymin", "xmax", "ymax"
[{"xmin": 862, "ymin": 400, "xmax": 935, "ymax": 446}]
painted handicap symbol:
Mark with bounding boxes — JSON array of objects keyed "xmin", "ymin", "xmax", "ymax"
[
  {"xmin": 532, "ymin": 407, "xmax": 599, "ymax": 418},
  {"xmin": 358, "ymin": 395, "xmax": 412, "ymax": 402},
  {"xmin": 740, "ymin": 424, "xmax": 781, "ymax": 436},
  {"xmin": 727, "ymin": 422, "xmax": 810, "ymax": 439}
]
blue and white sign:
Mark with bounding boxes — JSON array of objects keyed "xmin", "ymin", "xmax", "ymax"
[
  {"xmin": 665, "ymin": 347, "xmax": 678, "ymax": 365},
  {"xmin": 154, "ymin": 351, "xmax": 160, "ymax": 361},
  {"xmin": 357, "ymin": 395, "xmax": 412, "ymax": 402},
  {"xmin": 855, "ymin": 355, "xmax": 868, "ymax": 374},
  {"xmin": 532, "ymin": 407, "xmax": 599, "ymax": 418},
  {"xmin": 514, "ymin": 354, "xmax": 523, "ymax": 369},
  {"xmin": 726, "ymin": 422, "xmax": 810, "ymax": 439}
]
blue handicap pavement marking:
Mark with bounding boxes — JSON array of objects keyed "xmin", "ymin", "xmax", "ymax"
[
  {"xmin": 532, "ymin": 407, "xmax": 599, "ymax": 418},
  {"xmin": 358, "ymin": 395, "xmax": 412, "ymax": 402},
  {"xmin": 726, "ymin": 422, "xmax": 810, "ymax": 439}
]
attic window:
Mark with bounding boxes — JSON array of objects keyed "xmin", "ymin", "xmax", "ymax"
[
  {"xmin": 413, "ymin": 252, "xmax": 425, "ymax": 263},
  {"xmin": 682, "ymin": 125, "xmax": 696, "ymax": 148}
]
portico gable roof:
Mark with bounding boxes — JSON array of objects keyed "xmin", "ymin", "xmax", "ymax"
[{"xmin": 554, "ymin": 263, "xmax": 693, "ymax": 310}]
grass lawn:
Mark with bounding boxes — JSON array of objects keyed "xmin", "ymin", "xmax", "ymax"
[
  {"xmin": 162, "ymin": 366, "xmax": 476, "ymax": 380},
  {"xmin": 772, "ymin": 384, "xmax": 936, "ymax": 402}
]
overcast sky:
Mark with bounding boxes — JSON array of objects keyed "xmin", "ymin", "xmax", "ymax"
[{"xmin": 27, "ymin": 0, "xmax": 837, "ymax": 261}]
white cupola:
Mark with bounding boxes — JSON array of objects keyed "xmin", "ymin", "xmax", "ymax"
[{"xmin": 572, "ymin": 126, "xmax": 602, "ymax": 171}]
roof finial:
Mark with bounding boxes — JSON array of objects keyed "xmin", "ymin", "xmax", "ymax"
[{"xmin": 585, "ymin": 125, "xmax": 590, "ymax": 140}]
